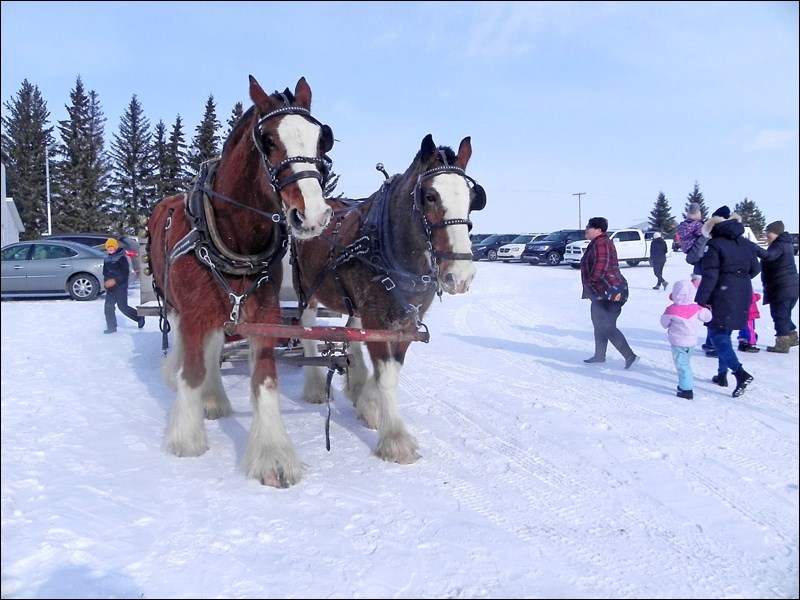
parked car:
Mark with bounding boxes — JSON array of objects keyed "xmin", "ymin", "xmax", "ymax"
[
  {"xmin": 471, "ymin": 233, "xmax": 518, "ymax": 261},
  {"xmin": 469, "ymin": 233, "xmax": 494, "ymax": 244},
  {"xmin": 522, "ymin": 229, "xmax": 585, "ymax": 266},
  {"xmin": 497, "ymin": 233, "xmax": 547, "ymax": 262},
  {"xmin": 1, "ymin": 239, "xmax": 106, "ymax": 301},
  {"xmin": 46, "ymin": 232, "xmax": 140, "ymax": 276}
]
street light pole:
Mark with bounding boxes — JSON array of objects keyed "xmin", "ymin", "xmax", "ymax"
[
  {"xmin": 44, "ymin": 143, "xmax": 55, "ymax": 236},
  {"xmin": 573, "ymin": 192, "xmax": 586, "ymax": 229}
]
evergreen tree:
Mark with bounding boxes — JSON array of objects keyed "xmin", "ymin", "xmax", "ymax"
[
  {"xmin": 166, "ymin": 115, "xmax": 190, "ymax": 194},
  {"xmin": 151, "ymin": 120, "xmax": 170, "ymax": 202},
  {"xmin": 683, "ymin": 181, "xmax": 708, "ymax": 221},
  {"xmin": 188, "ymin": 94, "xmax": 221, "ymax": 174},
  {"xmin": 55, "ymin": 78, "xmax": 112, "ymax": 233},
  {"xmin": 225, "ymin": 101, "xmax": 244, "ymax": 138},
  {"xmin": 734, "ymin": 197, "xmax": 767, "ymax": 237},
  {"xmin": 109, "ymin": 94, "xmax": 155, "ymax": 233},
  {"xmin": 1, "ymin": 80, "xmax": 54, "ymax": 238},
  {"xmin": 648, "ymin": 191, "xmax": 676, "ymax": 233}
]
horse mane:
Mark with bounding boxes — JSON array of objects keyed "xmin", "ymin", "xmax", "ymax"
[
  {"xmin": 417, "ymin": 144, "xmax": 456, "ymax": 166},
  {"xmin": 221, "ymin": 87, "xmax": 298, "ymax": 154}
]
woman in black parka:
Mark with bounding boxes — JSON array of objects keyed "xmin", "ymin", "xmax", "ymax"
[
  {"xmin": 694, "ymin": 207, "xmax": 761, "ymax": 397},
  {"xmin": 757, "ymin": 220, "xmax": 799, "ymax": 353}
]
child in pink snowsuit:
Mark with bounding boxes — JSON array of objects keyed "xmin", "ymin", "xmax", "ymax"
[
  {"xmin": 660, "ymin": 280, "xmax": 713, "ymax": 399},
  {"xmin": 737, "ymin": 292, "xmax": 762, "ymax": 352}
]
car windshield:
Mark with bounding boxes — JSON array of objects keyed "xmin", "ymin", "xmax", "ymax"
[
  {"xmin": 541, "ymin": 232, "xmax": 565, "ymax": 242},
  {"xmin": 478, "ymin": 235, "xmax": 507, "ymax": 245},
  {"xmin": 510, "ymin": 235, "xmax": 533, "ymax": 244}
]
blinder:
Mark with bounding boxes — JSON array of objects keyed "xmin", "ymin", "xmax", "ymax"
[{"xmin": 252, "ymin": 105, "xmax": 335, "ymax": 191}]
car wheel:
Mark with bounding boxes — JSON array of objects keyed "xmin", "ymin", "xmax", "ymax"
[
  {"xmin": 487, "ymin": 249, "xmax": 498, "ymax": 261},
  {"xmin": 626, "ymin": 260, "xmax": 640, "ymax": 267},
  {"xmin": 68, "ymin": 274, "xmax": 100, "ymax": 301},
  {"xmin": 546, "ymin": 251, "xmax": 562, "ymax": 266},
  {"xmin": 570, "ymin": 263, "xmax": 580, "ymax": 269}
]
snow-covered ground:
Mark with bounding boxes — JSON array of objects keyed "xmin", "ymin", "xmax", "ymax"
[{"xmin": 2, "ymin": 253, "xmax": 797, "ymax": 599}]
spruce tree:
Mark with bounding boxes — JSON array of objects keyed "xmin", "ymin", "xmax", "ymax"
[
  {"xmin": 734, "ymin": 197, "xmax": 767, "ymax": 237},
  {"xmin": 55, "ymin": 78, "xmax": 112, "ymax": 233},
  {"xmin": 167, "ymin": 115, "xmax": 190, "ymax": 194},
  {"xmin": 109, "ymin": 94, "xmax": 155, "ymax": 233},
  {"xmin": 225, "ymin": 102, "xmax": 244, "ymax": 138},
  {"xmin": 683, "ymin": 181, "xmax": 708, "ymax": 221},
  {"xmin": 1, "ymin": 80, "xmax": 54, "ymax": 238},
  {"xmin": 648, "ymin": 191, "xmax": 677, "ymax": 233},
  {"xmin": 188, "ymin": 94, "xmax": 221, "ymax": 174},
  {"xmin": 151, "ymin": 120, "xmax": 170, "ymax": 203}
]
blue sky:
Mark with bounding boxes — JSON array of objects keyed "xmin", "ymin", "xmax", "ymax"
[{"xmin": 2, "ymin": 1, "xmax": 798, "ymax": 233}]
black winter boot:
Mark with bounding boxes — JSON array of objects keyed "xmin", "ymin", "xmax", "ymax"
[
  {"xmin": 712, "ymin": 373, "xmax": 728, "ymax": 387},
  {"xmin": 676, "ymin": 387, "xmax": 694, "ymax": 400},
  {"xmin": 732, "ymin": 367, "xmax": 753, "ymax": 398}
]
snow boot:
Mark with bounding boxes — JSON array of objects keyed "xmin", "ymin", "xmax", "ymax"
[
  {"xmin": 676, "ymin": 387, "xmax": 693, "ymax": 400},
  {"xmin": 766, "ymin": 336, "xmax": 791, "ymax": 354},
  {"xmin": 732, "ymin": 367, "xmax": 753, "ymax": 397},
  {"xmin": 788, "ymin": 330, "xmax": 799, "ymax": 347},
  {"xmin": 738, "ymin": 341, "xmax": 760, "ymax": 353},
  {"xmin": 712, "ymin": 373, "xmax": 728, "ymax": 387}
]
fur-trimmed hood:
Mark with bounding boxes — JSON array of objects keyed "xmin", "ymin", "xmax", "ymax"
[{"xmin": 702, "ymin": 212, "xmax": 742, "ymax": 238}]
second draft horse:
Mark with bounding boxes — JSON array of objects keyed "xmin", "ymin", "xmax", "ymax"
[
  {"xmin": 290, "ymin": 134, "xmax": 485, "ymax": 464},
  {"xmin": 146, "ymin": 75, "xmax": 333, "ymax": 487}
]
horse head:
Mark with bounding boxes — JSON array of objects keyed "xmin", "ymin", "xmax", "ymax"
[
  {"xmin": 414, "ymin": 134, "xmax": 485, "ymax": 295},
  {"xmin": 249, "ymin": 75, "xmax": 333, "ymax": 240}
]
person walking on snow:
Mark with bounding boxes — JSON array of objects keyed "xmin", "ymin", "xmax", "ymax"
[
  {"xmin": 694, "ymin": 206, "xmax": 761, "ymax": 397},
  {"xmin": 755, "ymin": 220, "xmax": 799, "ymax": 353},
  {"xmin": 102, "ymin": 238, "xmax": 145, "ymax": 334},
  {"xmin": 660, "ymin": 280, "xmax": 713, "ymax": 399},
  {"xmin": 650, "ymin": 231, "xmax": 668, "ymax": 290}
]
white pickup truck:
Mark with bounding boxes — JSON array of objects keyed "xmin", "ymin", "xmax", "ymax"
[{"xmin": 564, "ymin": 228, "xmax": 671, "ymax": 268}]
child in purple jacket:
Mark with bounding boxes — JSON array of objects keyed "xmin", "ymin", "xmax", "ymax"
[{"xmin": 660, "ymin": 279, "xmax": 713, "ymax": 399}]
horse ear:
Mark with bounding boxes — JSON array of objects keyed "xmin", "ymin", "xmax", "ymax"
[
  {"xmin": 249, "ymin": 75, "xmax": 270, "ymax": 108},
  {"xmin": 294, "ymin": 77, "xmax": 312, "ymax": 108},
  {"xmin": 420, "ymin": 134, "xmax": 436, "ymax": 160},
  {"xmin": 455, "ymin": 136, "xmax": 473, "ymax": 169}
]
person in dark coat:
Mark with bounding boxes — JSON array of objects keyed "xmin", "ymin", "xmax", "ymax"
[
  {"xmin": 649, "ymin": 232, "xmax": 669, "ymax": 290},
  {"xmin": 102, "ymin": 238, "xmax": 144, "ymax": 334},
  {"xmin": 580, "ymin": 216, "xmax": 638, "ymax": 369},
  {"xmin": 756, "ymin": 220, "xmax": 799, "ymax": 353},
  {"xmin": 694, "ymin": 208, "xmax": 761, "ymax": 397}
]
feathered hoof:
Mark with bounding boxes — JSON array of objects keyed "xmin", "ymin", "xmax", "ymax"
[{"xmin": 376, "ymin": 431, "xmax": 420, "ymax": 464}]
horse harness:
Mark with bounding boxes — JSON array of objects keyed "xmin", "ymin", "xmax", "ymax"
[
  {"xmin": 150, "ymin": 97, "xmax": 335, "ymax": 350},
  {"xmin": 291, "ymin": 161, "xmax": 484, "ymax": 327}
]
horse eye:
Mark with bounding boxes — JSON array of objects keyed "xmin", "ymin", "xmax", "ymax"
[{"xmin": 424, "ymin": 191, "xmax": 437, "ymax": 204}]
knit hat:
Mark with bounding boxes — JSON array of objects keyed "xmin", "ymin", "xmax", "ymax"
[
  {"xmin": 687, "ymin": 202, "xmax": 701, "ymax": 216},
  {"xmin": 712, "ymin": 205, "xmax": 731, "ymax": 219},
  {"xmin": 105, "ymin": 238, "xmax": 120, "ymax": 250},
  {"xmin": 766, "ymin": 220, "xmax": 785, "ymax": 235},
  {"xmin": 586, "ymin": 216, "xmax": 608, "ymax": 232},
  {"xmin": 652, "ymin": 231, "xmax": 662, "ymax": 238}
]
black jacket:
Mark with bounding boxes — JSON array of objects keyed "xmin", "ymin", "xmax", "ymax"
[
  {"xmin": 695, "ymin": 217, "xmax": 761, "ymax": 331},
  {"xmin": 650, "ymin": 237, "xmax": 668, "ymax": 263},
  {"xmin": 103, "ymin": 251, "xmax": 131, "ymax": 288},
  {"xmin": 757, "ymin": 231, "xmax": 799, "ymax": 305}
]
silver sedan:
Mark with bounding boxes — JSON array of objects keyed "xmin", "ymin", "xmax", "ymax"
[{"xmin": 1, "ymin": 239, "xmax": 106, "ymax": 301}]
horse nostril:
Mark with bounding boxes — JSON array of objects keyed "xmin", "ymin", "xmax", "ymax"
[{"xmin": 288, "ymin": 208, "xmax": 305, "ymax": 229}]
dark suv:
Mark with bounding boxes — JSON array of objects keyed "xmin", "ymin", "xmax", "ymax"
[
  {"xmin": 522, "ymin": 229, "xmax": 585, "ymax": 266},
  {"xmin": 47, "ymin": 232, "xmax": 141, "ymax": 276},
  {"xmin": 471, "ymin": 234, "xmax": 518, "ymax": 261}
]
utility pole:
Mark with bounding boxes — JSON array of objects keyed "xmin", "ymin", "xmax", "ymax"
[
  {"xmin": 44, "ymin": 143, "xmax": 56, "ymax": 236},
  {"xmin": 573, "ymin": 192, "xmax": 586, "ymax": 229}
]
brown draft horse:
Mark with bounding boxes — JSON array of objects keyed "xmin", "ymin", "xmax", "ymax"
[
  {"xmin": 146, "ymin": 76, "xmax": 333, "ymax": 488},
  {"xmin": 290, "ymin": 133, "xmax": 485, "ymax": 464}
]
